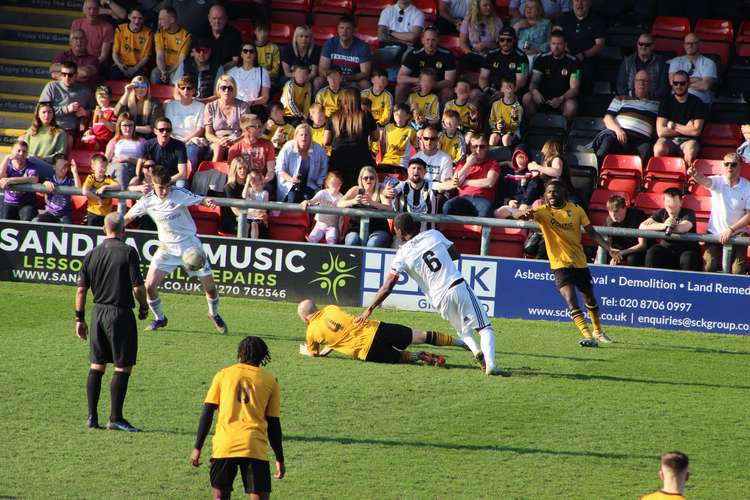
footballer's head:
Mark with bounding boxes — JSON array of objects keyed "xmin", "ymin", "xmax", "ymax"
[
  {"xmin": 394, "ymin": 213, "xmax": 420, "ymax": 241},
  {"xmin": 151, "ymin": 164, "xmax": 171, "ymax": 199},
  {"xmin": 544, "ymin": 179, "xmax": 567, "ymax": 208},
  {"xmin": 238, "ymin": 336, "xmax": 271, "ymax": 366},
  {"xmin": 297, "ymin": 299, "xmax": 318, "ymax": 323}
]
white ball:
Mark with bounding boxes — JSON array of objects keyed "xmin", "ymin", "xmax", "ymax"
[{"xmin": 182, "ymin": 246, "xmax": 206, "ymax": 272}]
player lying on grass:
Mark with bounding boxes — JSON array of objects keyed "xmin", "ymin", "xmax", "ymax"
[
  {"xmin": 356, "ymin": 213, "xmax": 505, "ymax": 375},
  {"xmin": 514, "ymin": 180, "xmax": 621, "ymax": 347},
  {"xmin": 297, "ymin": 299, "xmax": 464, "ymax": 366}
]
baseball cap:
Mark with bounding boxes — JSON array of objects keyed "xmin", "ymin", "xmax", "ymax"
[{"xmin": 499, "ymin": 27, "xmax": 516, "ymax": 39}]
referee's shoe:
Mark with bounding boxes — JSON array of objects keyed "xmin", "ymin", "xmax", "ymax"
[{"xmin": 107, "ymin": 419, "xmax": 142, "ymax": 432}]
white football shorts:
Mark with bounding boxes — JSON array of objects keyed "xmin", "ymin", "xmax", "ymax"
[
  {"xmin": 438, "ymin": 281, "xmax": 491, "ymax": 333},
  {"xmin": 150, "ymin": 236, "xmax": 212, "ymax": 278}
]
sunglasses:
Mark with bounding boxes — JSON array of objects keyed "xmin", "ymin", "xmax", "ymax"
[
  {"xmin": 637, "ymin": 42, "xmax": 652, "ymax": 47},
  {"xmin": 672, "ymin": 80, "xmax": 688, "ymax": 86},
  {"xmin": 724, "ymin": 162, "xmax": 739, "ymax": 168},
  {"xmin": 179, "ymin": 86, "xmax": 194, "ymax": 91},
  {"xmin": 422, "ymin": 136, "xmax": 438, "ymax": 141},
  {"xmin": 219, "ymin": 85, "xmax": 234, "ymax": 91},
  {"xmin": 156, "ymin": 127, "xmax": 172, "ymax": 133},
  {"xmin": 194, "ymin": 48, "xmax": 211, "ymax": 54},
  {"xmin": 362, "ymin": 176, "xmax": 376, "ymax": 181},
  {"xmin": 499, "ymin": 37, "xmax": 514, "ymax": 42},
  {"xmin": 61, "ymin": 72, "xmax": 76, "ymax": 77},
  {"xmin": 121, "ymin": 123, "xmax": 135, "ymax": 127},
  {"xmin": 397, "ymin": 8, "xmax": 404, "ymax": 23},
  {"xmin": 142, "ymin": 163, "xmax": 155, "ymax": 169},
  {"xmin": 471, "ymin": 144, "xmax": 489, "ymax": 149},
  {"xmin": 242, "ymin": 48, "xmax": 256, "ymax": 53}
]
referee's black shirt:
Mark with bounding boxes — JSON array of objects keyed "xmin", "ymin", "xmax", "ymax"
[{"xmin": 78, "ymin": 238, "xmax": 144, "ymax": 308}]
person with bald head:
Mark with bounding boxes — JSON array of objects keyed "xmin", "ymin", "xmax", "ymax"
[
  {"xmin": 668, "ymin": 33, "xmax": 717, "ymax": 106},
  {"xmin": 51, "ymin": 30, "xmax": 101, "ymax": 90},
  {"xmin": 616, "ymin": 33, "xmax": 669, "ymax": 100},
  {"xmin": 70, "ymin": 0, "xmax": 114, "ymax": 64},
  {"xmin": 200, "ymin": 4, "xmax": 243, "ymax": 71}
]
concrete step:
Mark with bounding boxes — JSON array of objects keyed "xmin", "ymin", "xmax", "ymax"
[
  {"xmin": 0, "ymin": 76, "xmax": 46, "ymax": 97},
  {"xmin": 0, "ymin": 24, "xmax": 70, "ymax": 47},
  {"xmin": 0, "ymin": 6, "xmax": 79, "ymax": 30},
  {"xmin": 3, "ymin": 0, "xmax": 83, "ymax": 11},
  {"xmin": 0, "ymin": 41, "xmax": 61, "ymax": 63},
  {"xmin": 0, "ymin": 58, "xmax": 51, "ymax": 81},
  {"xmin": 0, "ymin": 128, "xmax": 26, "ymax": 149},
  {"xmin": 0, "ymin": 94, "xmax": 39, "ymax": 116},
  {"xmin": 0, "ymin": 113, "xmax": 33, "ymax": 130}
]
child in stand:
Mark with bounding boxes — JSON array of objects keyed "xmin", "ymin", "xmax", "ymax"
[
  {"xmin": 242, "ymin": 168, "xmax": 269, "ymax": 239},
  {"xmin": 489, "ymin": 78, "xmax": 523, "ymax": 147},
  {"xmin": 315, "ymin": 66, "xmax": 342, "ymax": 118},
  {"xmin": 438, "ymin": 109, "xmax": 466, "ymax": 164},
  {"xmin": 127, "ymin": 155, "xmax": 157, "ymax": 229},
  {"xmin": 303, "ymin": 171, "xmax": 344, "ymax": 244},
  {"xmin": 494, "ymin": 146, "xmax": 534, "ymax": 218},
  {"xmin": 380, "ymin": 103, "xmax": 418, "ymax": 173},
  {"xmin": 407, "ymin": 69, "xmax": 440, "ymax": 131},
  {"xmin": 280, "ymin": 65, "xmax": 311, "ymax": 124},
  {"xmin": 81, "ymin": 85, "xmax": 116, "ymax": 150},
  {"xmin": 82, "ymin": 153, "xmax": 121, "ymax": 226},
  {"xmin": 265, "ymin": 101, "xmax": 295, "ymax": 150},
  {"xmin": 443, "ymin": 79, "xmax": 474, "ymax": 132},
  {"xmin": 254, "ymin": 22, "xmax": 280, "ymax": 87},
  {"xmin": 37, "ymin": 154, "xmax": 81, "ymax": 224},
  {"xmin": 361, "ymin": 68, "xmax": 393, "ymax": 128},
  {"xmin": 308, "ymin": 103, "xmax": 331, "ymax": 156}
]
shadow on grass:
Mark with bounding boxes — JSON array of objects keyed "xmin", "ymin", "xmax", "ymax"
[
  {"xmin": 497, "ymin": 351, "xmax": 608, "ymax": 363},
  {"xmin": 167, "ymin": 329, "xmax": 301, "ymax": 343},
  {"xmin": 284, "ymin": 434, "xmax": 653, "ymax": 460},
  {"xmin": 615, "ymin": 341, "xmax": 750, "ymax": 357}
]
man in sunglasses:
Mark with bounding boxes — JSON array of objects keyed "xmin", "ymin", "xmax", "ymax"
[
  {"xmin": 171, "ymin": 38, "xmax": 224, "ymax": 99},
  {"xmin": 39, "ymin": 61, "xmax": 94, "ymax": 141},
  {"xmin": 668, "ymin": 32, "xmax": 717, "ymax": 106},
  {"xmin": 143, "ymin": 117, "xmax": 188, "ymax": 187},
  {"xmin": 688, "ymin": 153, "xmax": 750, "ymax": 274},
  {"xmin": 477, "ymin": 27, "xmax": 529, "ymax": 102},
  {"xmin": 653, "ymin": 69, "xmax": 706, "ymax": 166},
  {"xmin": 377, "ymin": 0, "xmax": 425, "ymax": 65},
  {"xmin": 616, "ymin": 33, "xmax": 669, "ymax": 99},
  {"xmin": 442, "ymin": 133, "xmax": 499, "ymax": 218}
]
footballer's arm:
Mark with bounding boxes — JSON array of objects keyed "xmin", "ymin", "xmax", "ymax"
[
  {"xmin": 267, "ymin": 416, "xmax": 285, "ymax": 479},
  {"xmin": 190, "ymin": 403, "xmax": 218, "ymax": 467},
  {"xmin": 355, "ymin": 273, "xmax": 398, "ymax": 324},
  {"xmin": 584, "ymin": 223, "xmax": 621, "ymax": 262},
  {"xmin": 448, "ymin": 244, "xmax": 460, "ymax": 261}
]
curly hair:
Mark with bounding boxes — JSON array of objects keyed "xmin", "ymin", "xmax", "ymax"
[{"xmin": 238, "ymin": 336, "xmax": 271, "ymax": 366}]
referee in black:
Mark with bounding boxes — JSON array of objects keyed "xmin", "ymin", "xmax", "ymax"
[{"xmin": 76, "ymin": 212, "xmax": 149, "ymax": 432}]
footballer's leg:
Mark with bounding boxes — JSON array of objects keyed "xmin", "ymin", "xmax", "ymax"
[
  {"xmin": 199, "ymin": 274, "xmax": 227, "ymax": 334},
  {"xmin": 412, "ymin": 330, "xmax": 464, "ymax": 347},
  {"xmin": 581, "ymin": 287, "xmax": 612, "ymax": 344},
  {"xmin": 558, "ymin": 283, "xmax": 596, "ymax": 347},
  {"xmin": 86, "ymin": 363, "xmax": 105, "ymax": 429},
  {"xmin": 144, "ymin": 266, "xmax": 169, "ymax": 331}
]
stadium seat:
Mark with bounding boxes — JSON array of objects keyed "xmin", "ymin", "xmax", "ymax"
[
  {"xmin": 356, "ymin": 15, "xmax": 381, "ymax": 29},
  {"xmin": 229, "ymin": 19, "xmax": 254, "ymax": 41},
  {"xmin": 569, "ymin": 116, "xmax": 604, "ymax": 137},
  {"xmin": 588, "ymin": 189, "xmax": 631, "ymax": 226},
  {"xmin": 694, "ymin": 19, "xmax": 733, "ymax": 44},
  {"xmin": 268, "ymin": 210, "xmax": 310, "ymax": 242},
  {"xmin": 494, "ymin": 0, "xmax": 510, "ymax": 17},
  {"xmin": 151, "ymin": 84, "xmax": 174, "ymax": 101},
  {"xmin": 643, "ymin": 156, "xmax": 686, "ymax": 193},
  {"xmin": 313, "ymin": 0, "xmax": 353, "ymax": 14},
  {"xmin": 564, "ymin": 151, "xmax": 598, "ymax": 170},
  {"xmin": 700, "ymin": 41, "xmax": 730, "ymax": 68},
  {"xmin": 354, "ymin": 0, "xmax": 391, "ymax": 18},
  {"xmin": 69, "ymin": 149, "xmax": 93, "ymax": 176},
  {"xmin": 598, "ymin": 154, "xmax": 643, "ymax": 194},
  {"xmin": 412, "ymin": 0, "xmax": 437, "ymax": 21},
  {"xmin": 652, "ymin": 37, "xmax": 684, "ymax": 58},
  {"xmin": 188, "ymin": 204, "xmax": 221, "ymax": 235},
  {"xmin": 702, "ymin": 123, "xmax": 741, "ymax": 147},
  {"xmin": 312, "ymin": 25, "xmax": 338, "ymax": 46},
  {"xmin": 437, "ymin": 223, "xmax": 481, "ymax": 255},
  {"xmin": 357, "ymin": 25, "xmax": 380, "ymax": 50},
  {"xmin": 270, "ymin": 0, "xmax": 311, "ymax": 24},
  {"xmin": 269, "ymin": 23, "xmax": 295, "ymax": 45},
  {"xmin": 634, "ymin": 191, "xmax": 663, "ymax": 214},
  {"xmin": 439, "ymin": 35, "xmax": 464, "ymax": 57},
  {"xmin": 736, "ymin": 21, "xmax": 750, "ymax": 44},
  {"xmin": 197, "ymin": 161, "xmax": 229, "ymax": 174},
  {"xmin": 71, "ymin": 195, "xmax": 89, "ymax": 225},
  {"xmin": 489, "ymin": 226, "xmax": 526, "ymax": 258},
  {"xmin": 700, "ymin": 146, "xmax": 735, "ymax": 160},
  {"xmin": 651, "ymin": 16, "xmax": 691, "ymax": 40},
  {"xmin": 528, "ymin": 112, "xmax": 568, "ymax": 134},
  {"xmin": 488, "ymin": 146, "xmax": 512, "ymax": 162},
  {"xmin": 682, "ymin": 195, "xmax": 711, "ymax": 234},
  {"xmin": 688, "ymin": 159, "xmax": 723, "ymax": 196}
]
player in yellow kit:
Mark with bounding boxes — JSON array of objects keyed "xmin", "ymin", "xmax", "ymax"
[
  {"xmin": 515, "ymin": 180, "xmax": 621, "ymax": 347},
  {"xmin": 297, "ymin": 300, "xmax": 467, "ymax": 366},
  {"xmin": 191, "ymin": 336, "xmax": 285, "ymax": 499},
  {"xmin": 640, "ymin": 451, "xmax": 689, "ymax": 500}
]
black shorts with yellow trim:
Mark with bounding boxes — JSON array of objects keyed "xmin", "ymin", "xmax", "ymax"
[
  {"xmin": 364, "ymin": 322, "xmax": 413, "ymax": 363},
  {"xmin": 209, "ymin": 457, "xmax": 271, "ymax": 494},
  {"xmin": 553, "ymin": 267, "xmax": 593, "ymax": 293}
]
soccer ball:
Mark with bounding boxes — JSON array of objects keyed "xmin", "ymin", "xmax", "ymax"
[{"xmin": 182, "ymin": 246, "xmax": 206, "ymax": 272}]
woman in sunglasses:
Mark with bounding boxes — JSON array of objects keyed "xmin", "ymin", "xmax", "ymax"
[
  {"xmin": 22, "ymin": 102, "xmax": 68, "ymax": 165},
  {"xmin": 227, "ymin": 44, "xmax": 271, "ymax": 108},
  {"xmin": 105, "ymin": 112, "xmax": 146, "ymax": 187},
  {"xmin": 114, "ymin": 75, "xmax": 163, "ymax": 137},
  {"xmin": 338, "ymin": 165, "xmax": 394, "ymax": 248},
  {"xmin": 204, "ymin": 75, "xmax": 250, "ymax": 161},
  {"xmin": 165, "ymin": 75, "xmax": 210, "ymax": 172}
]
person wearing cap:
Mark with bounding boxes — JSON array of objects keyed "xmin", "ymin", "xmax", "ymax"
[
  {"xmin": 151, "ymin": 6, "xmax": 192, "ymax": 84},
  {"xmin": 171, "ymin": 38, "xmax": 224, "ymax": 101},
  {"xmin": 111, "ymin": 6, "xmax": 154, "ymax": 80},
  {"xmin": 474, "ymin": 26, "xmax": 529, "ymax": 114},
  {"xmin": 395, "ymin": 26, "xmax": 457, "ymax": 105}
]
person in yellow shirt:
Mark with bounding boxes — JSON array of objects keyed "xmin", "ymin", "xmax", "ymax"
[
  {"xmin": 361, "ymin": 69, "xmax": 393, "ymax": 127},
  {"xmin": 308, "ymin": 103, "xmax": 331, "ymax": 156},
  {"xmin": 111, "ymin": 7, "xmax": 153, "ymax": 80},
  {"xmin": 489, "ymin": 78, "xmax": 523, "ymax": 147},
  {"xmin": 152, "ymin": 6, "xmax": 191, "ymax": 84},
  {"xmin": 264, "ymin": 102, "xmax": 295, "ymax": 150},
  {"xmin": 443, "ymin": 79, "xmax": 476, "ymax": 132},
  {"xmin": 515, "ymin": 180, "xmax": 620, "ymax": 347},
  {"xmin": 407, "ymin": 69, "xmax": 440, "ymax": 128},
  {"xmin": 640, "ymin": 451, "xmax": 689, "ymax": 500},
  {"xmin": 82, "ymin": 154, "xmax": 121, "ymax": 227},
  {"xmin": 190, "ymin": 336, "xmax": 285, "ymax": 500},
  {"xmin": 379, "ymin": 103, "xmax": 417, "ymax": 171},
  {"xmin": 297, "ymin": 300, "xmax": 465, "ymax": 365},
  {"xmin": 438, "ymin": 109, "xmax": 466, "ymax": 164},
  {"xmin": 254, "ymin": 23, "xmax": 280, "ymax": 82},
  {"xmin": 280, "ymin": 65, "xmax": 312, "ymax": 122},
  {"xmin": 314, "ymin": 67, "xmax": 343, "ymax": 118}
]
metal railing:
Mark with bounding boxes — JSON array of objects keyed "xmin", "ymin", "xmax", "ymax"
[{"xmin": 6, "ymin": 183, "xmax": 750, "ymax": 273}]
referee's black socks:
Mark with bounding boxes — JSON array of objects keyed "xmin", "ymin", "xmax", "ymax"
[
  {"xmin": 110, "ymin": 371, "xmax": 131, "ymax": 422},
  {"xmin": 86, "ymin": 369, "xmax": 104, "ymax": 418}
]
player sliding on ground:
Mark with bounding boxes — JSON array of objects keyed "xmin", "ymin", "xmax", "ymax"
[
  {"xmin": 124, "ymin": 164, "xmax": 228, "ymax": 333},
  {"xmin": 514, "ymin": 180, "xmax": 621, "ymax": 347},
  {"xmin": 297, "ymin": 299, "xmax": 463, "ymax": 366},
  {"xmin": 355, "ymin": 213, "xmax": 504, "ymax": 375}
]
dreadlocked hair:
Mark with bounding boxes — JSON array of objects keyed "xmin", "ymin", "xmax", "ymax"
[{"xmin": 238, "ymin": 336, "xmax": 271, "ymax": 366}]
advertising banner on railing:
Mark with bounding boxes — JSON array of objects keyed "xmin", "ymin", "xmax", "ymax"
[{"xmin": 0, "ymin": 221, "xmax": 363, "ymax": 306}]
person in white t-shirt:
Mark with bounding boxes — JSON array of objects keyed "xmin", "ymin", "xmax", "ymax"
[
  {"xmin": 412, "ymin": 125, "xmax": 454, "ymax": 189},
  {"xmin": 226, "ymin": 43, "xmax": 271, "ymax": 107},
  {"xmin": 356, "ymin": 213, "xmax": 506, "ymax": 376},
  {"xmin": 165, "ymin": 75, "xmax": 209, "ymax": 172},
  {"xmin": 124, "ymin": 164, "xmax": 228, "ymax": 333},
  {"xmin": 687, "ymin": 152, "xmax": 750, "ymax": 274},
  {"xmin": 377, "ymin": 0, "xmax": 425, "ymax": 63}
]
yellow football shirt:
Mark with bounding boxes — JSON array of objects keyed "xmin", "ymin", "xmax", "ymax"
[
  {"xmin": 532, "ymin": 201, "xmax": 590, "ymax": 269},
  {"xmin": 264, "ymin": 121, "xmax": 295, "ymax": 143},
  {"xmin": 113, "ymin": 24, "xmax": 154, "ymax": 67},
  {"xmin": 489, "ymin": 98, "xmax": 522, "ymax": 135},
  {"xmin": 640, "ymin": 491, "xmax": 686, "ymax": 500},
  {"xmin": 381, "ymin": 123, "xmax": 417, "ymax": 167},
  {"xmin": 280, "ymin": 80, "xmax": 311, "ymax": 118},
  {"xmin": 204, "ymin": 363, "xmax": 281, "ymax": 460},
  {"xmin": 438, "ymin": 130, "xmax": 466, "ymax": 164},
  {"xmin": 315, "ymin": 86, "xmax": 341, "ymax": 118},
  {"xmin": 311, "ymin": 124, "xmax": 331, "ymax": 155},
  {"xmin": 407, "ymin": 91, "xmax": 439, "ymax": 123},
  {"xmin": 305, "ymin": 305, "xmax": 380, "ymax": 361},
  {"xmin": 83, "ymin": 174, "xmax": 118, "ymax": 216},
  {"xmin": 361, "ymin": 88, "xmax": 393, "ymax": 126},
  {"xmin": 154, "ymin": 27, "xmax": 191, "ymax": 68},
  {"xmin": 444, "ymin": 99, "xmax": 477, "ymax": 132},
  {"xmin": 255, "ymin": 42, "xmax": 280, "ymax": 77}
]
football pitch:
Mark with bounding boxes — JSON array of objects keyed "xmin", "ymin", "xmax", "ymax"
[{"xmin": 2, "ymin": 282, "xmax": 749, "ymax": 499}]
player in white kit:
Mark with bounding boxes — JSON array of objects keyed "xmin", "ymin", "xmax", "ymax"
[
  {"xmin": 356, "ymin": 213, "xmax": 504, "ymax": 375},
  {"xmin": 124, "ymin": 164, "xmax": 228, "ymax": 333}
]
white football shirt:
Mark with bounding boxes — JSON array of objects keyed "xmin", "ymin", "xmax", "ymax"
[
  {"xmin": 389, "ymin": 229, "xmax": 462, "ymax": 308},
  {"xmin": 128, "ymin": 187, "xmax": 203, "ymax": 244},
  {"xmin": 413, "ymin": 149, "xmax": 454, "ymax": 183}
]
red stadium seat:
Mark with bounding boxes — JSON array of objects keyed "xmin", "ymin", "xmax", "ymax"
[
  {"xmin": 71, "ymin": 195, "xmax": 89, "ymax": 225},
  {"xmin": 229, "ymin": 19, "xmax": 254, "ymax": 41},
  {"xmin": 494, "ymin": 0, "xmax": 510, "ymax": 17},
  {"xmin": 354, "ymin": 0, "xmax": 391, "ymax": 19},
  {"xmin": 695, "ymin": 19, "xmax": 733, "ymax": 44},
  {"xmin": 69, "ymin": 149, "xmax": 93, "ymax": 176},
  {"xmin": 313, "ymin": 0, "xmax": 353, "ymax": 14},
  {"xmin": 700, "ymin": 40, "xmax": 730, "ymax": 67},
  {"xmin": 702, "ymin": 123, "xmax": 741, "ymax": 147},
  {"xmin": 700, "ymin": 146, "xmax": 735, "ymax": 160},
  {"xmin": 269, "ymin": 23, "xmax": 295, "ymax": 45},
  {"xmin": 598, "ymin": 155, "xmax": 643, "ymax": 194},
  {"xmin": 105, "ymin": 80, "xmax": 127, "ymax": 100},
  {"xmin": 270, "ymin": 0, "xmax": 311, "ymax": 23},
  {"xmin": 651, "ymin": 16, "xmax": 691, "ymax": 40},
  {"xmin": 439, "ymin": 35, "xmax": 464, "ymax": 56},
  {"xmin": 438, "ymin": 223, "xmax": 481, "ymax": 255},
  {"xmin": 652, "ymin": 37, "xmax": 684, "ymax": 57},
  {"xmin": 682, "ymin": 194, "xmax": 712, "ymax": 219},
  {"xmin": 634, "ymin": 192, "xmax": 663, "ymax": 214},
  {"xmin": 188, "ymin": 204, "xmax": 221, "ymax": 235},
  {"xmin": 489, "ymin": 226, "xmax": 527, "ymax": 258},
  {"xmin": 197, "ymin": 161, "xmax": 229, "ymax": 174},
  {"xmin": 688, "ymin": 159, "xmax": 723, "ymax": 196},
  {"xmin": 268, "ymin": 210, "xmax": 310, "ymax": 242},
  {"xmin": 356, "ymin": 15, "xmax": 381, "ymax": 29},
  {"xmin": 737, "ymin": 21, "xmax": 750, "ymax": 44},
  {"xmin": 741, "ymin": 163, "xmax": 750, "ymax": 181},
  {"xmin": 643, "ymin": 156, "xmax": 686, "ymax": 193},
  {"xmin": 312, "ymin": 25, "xmax": 337, "ymax": 46},
  {"xmin": 412, "ymin": 0, "xmax": 437, "ymax": 21},
  {"xmin": 357, "ymin": 24, "xmax": 380, "ymax": 50}
]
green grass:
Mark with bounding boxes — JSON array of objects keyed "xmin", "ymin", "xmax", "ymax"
[{"xmin": 1, "ymin": 281, "xmax": 749, "ymax": 499}]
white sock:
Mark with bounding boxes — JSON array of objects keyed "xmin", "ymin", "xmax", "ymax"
[
  {"xmin": 148, "ymin": 297, "xmax": 165, "ymax": 320},
  {"xmin": 207, "ymin": 296, "xmax": 219, "ymax": 317},
  {"xmin": 459, "ymin": 328, "xmax": 481, "ymax": 356},
  {"xmin": 478, "ymin": 326, "xmax": 496, "ymax": 371}
]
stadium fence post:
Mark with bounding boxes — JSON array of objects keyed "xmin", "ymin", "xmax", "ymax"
[
  {"xmin": 237, "ymin": 212, "xmax": 248, "ymax": 238},
  {"xmin": 480, "ymin": 225, "xmax": 490, "ymax": 256},
  {"xmin": 722, "ymin": 243, "xmax": 732, "ymax": 274},
  {"xmin": 359, "ymin": 217, "xmax": 370, "ymax": 246}
]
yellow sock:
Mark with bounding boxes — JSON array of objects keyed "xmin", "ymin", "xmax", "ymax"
[
  {"xmin": 426, "ymin": 331, "xmax": 455, "ymax": 346},
  {"xmin": 571, "ymin": 309, "xmax": 592, "ymax": 339},
  {"xmin": 586, "ymin": 305, "xmax": 602, "ymax": 335},
  {"xmin": 400, "ymin": 350, "xmax": 413, "ymax": 363}
]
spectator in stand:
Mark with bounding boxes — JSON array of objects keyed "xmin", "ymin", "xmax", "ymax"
[
  {"xmin": 442, "ymin": 133, "xmax": 499, "ymax": 218},
  {"xmin": 590, "ymin": 70, "xmax": 658, "ymax": 165},
  {"xmin": 171, "ymin": 39, "xmax": 223, "ymax": 100},
  {"xmin": 522, "ymin": 30, "xmax": 579, "ymax": 120},
  {"xmin": 512, "ymin": 0, "xmax": 551, "ymax": 63},
  {"xmin": 105, "ymin": 113, "xmax": 146, "ymax": 188},
  {"xmin": 459, "ymin": 0, "xmax": 503, "ymax": 68},
  {"xmin": 227, "ymin": 113, "xmax": 276, "ymax": 195},
  {"xmin": 407, "ymin": 69, "xmax": 440, "ymax": 128},
  {"xmin": 653, "ymin": 70, "xmax": 706, "ymax": 166},
  {"xmin": 328, "ymin": 89, "xmax": 379, "ymax": 189},
  {"xmin": 111, "ymin": 7, "xmax": 154, "ymax": 80},
  {"xmin": 201, "ymin": 4, "xmax": 242, "ymax": 71},
  {"xmin": 639, "ymin": 187, "xmax": 702, "ymax": 271},
  {"xmin": 39, "ymin": 61, "xmax": 94, "ymax": 147},
  {"xmin": 362, "ymin": 69, "xmax": 394, "ymax": 127},
  {"xmin": 253, "ymin": 23, "xmax": 280, "ymax": 86},
  {"xmin": 380, "ymin": 103, "xmax": 418, "ymax": 172},
  {"xmin": 317, "ymin": 16, "xmax": 373, "ymax": 91},
  {"xmin": 81, "ymin": 85, "xmax": 116, "ymax": 149},
  {"xmin": 338, "ymin": 166, "xmax": 394, "ymax": 248},
  {"xmin": 276, "ymin": 123, "xmax": 329, "ymax": 203},
  {"xmin": 605, "ymin": 194, "xmax": 647, "ymax": 266},
  {"xmin": 242, "ymin": 168, "xmax": 270, "ymax": 239},
  {"xmin": 264, "ymin": 101, "xmax": 295, "ymax": 150},
  {"xmin": 143, "ymin": 117, "xmax": 188, "ymax": 186},
  {"xmin": 36, "ymin": 155, "xmax": 81, "ymax": 224},
  {"xmin": 688, "ymin": 153, "xmax": 750, "ymax": 274},
  {"xmin": 509, "ymin": 0, "xmax": 570, "ymax": 21},
  {"xmin": 71, "ymin": 0, "xmax": 114, "ymax": 65},
  {"xmin": 164, "ymin": 75, "xmax": 209, "ymax": 173},
  {"xmin": 128, "ymin": 156, "xmax": 155, "ymax": 194},
  {"xmin": 82, "ymin": 154, "xmax": 121, "ymax": 227},
  {"xmin": 412, "ymin": 124, "xmax": 454, "ymax": 191},
  {"xmin": 556, "ymin": 0, "xmax": 605, "ymax": 90},
  {"xmin": 436, "ymin": 0, "xmax": 470, "ymax": 35},
  {"xmin": 51, "ymin": 30, "xmax": 100, "ymax": 91},
  {"xmin": 152, "ymin": 7, "xmax": 192, "ymax": 84},
  {"xmin": 639, "ymin": 451, "xmax": 689, "ymax": 500},
  {"xmin": 489, "ymin": 78, "xmax": 523, "ymax": 147},
  {"xmin": 315, "ymin": 67, "xmax": 344, "ymax": 118},
  {"xmin": 392, "ymin": 158, "xmax": 441, "ymax": 231},
  {"xmin": 668, "ymin": 33, "xmax": 717, "ymax": 107},
  {"xmin": 22, "ymin": 102, "xmax": 68, "ymax": 165},
  {"xmin": 523, "ymin": 138, "xmax": 576, "ymax": 205},
  {"xmin": 221, "ymin": 156, "xmax": 251, "ymax": 234},
  {"xmin": 281, "ymin": 65, "xmax": 313, "ymax": 122},
  {"xmin": 476, "ymin": 26, "xmax": 529, "ymax": 106},
  {"xmin": 395, "ymin": 27, "xmax": 457, "ymax": 105},
  {"xmin": 281, "ymin": 25, "xmax": 321, "ymax": 85},
  {"xmin": 0, "ymin": 140, "xmax": 41, "ymax": 221},
  {"xmin": 156, "ymin": 0, "xmax": 217, "ymax": 37},
  {"xmin": 114, "ymin": 76, "xmax": 163, "ymax": 137},
  {"xmin": 227, "ymin": 43, "xmax": 270, "ymax": 109},
  {"xmin": 204, "ymin": 75, "xmax": 250, "ymax": 161},
  {"xmin": 738, "ymin": 123, "xmax": 750, "ymax": 163},
  {"xmin": 377, "ymin": 0, "xmax": 425, "ymax": 65},
  {"xmin": 439, "ymin": 108, "xmax": 466, "ymax": 164},
  {"xmin": 616, "ymin": 33, "xmax": 669, "ymax": 100},
  {"xmin": 302, "ymin": 171, "xmax": 344, "ymax": 244}
]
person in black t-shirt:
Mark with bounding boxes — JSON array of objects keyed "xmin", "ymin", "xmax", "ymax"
[
  {"xmin": 477, "ymin": 26, "xmax": 530, "ymax": 101},
  {"xmin": 605, "ymin": 194, "xmax": 647, "ymax": 266},
  {"xmin": 654, "ymin": 70, "xmax": 706, "ymax": 166},
  {"xmin": 143, "ymin": 117, "xmax": 188, "ymax": 186},
  {"xmin": 76, "ymin": 212, "xmax": 149, "ymax": 432},
  {"xmin": 200, "ymin": 4, "xmax": 242, "ymax": 71},
  {"xmin": 639, "ymin": 187, "xmax": 701, "ymax": 271},
  {"xmin": 280, "ymin": 26, "xmax": 321, "ymax": 84},
  {"xmin": 522, "ymin": 30, "xmax": 580, "ymax": 120},
  {"xmin": 556, "ymin": 0, "xmax": 605, "ymax": 92},
  {"xmin": 395, "ymin": 27, "xmax": 457, "ymax": 104}
]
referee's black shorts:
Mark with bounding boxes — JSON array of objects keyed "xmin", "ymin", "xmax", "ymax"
[
  {"xmin": 553, "ymin": 267, "xmax": 594, "ymax": 294},
  {"xmin": 364, "ymin": 322, "xmax": 413, "ymax": 363},
  {"xmin": 90, "ymin": 304, "xmax": 138, "ymax": 367},
  {"xmin": 210, "ymin": 457, "xmax": 271, "ymax": 494}
]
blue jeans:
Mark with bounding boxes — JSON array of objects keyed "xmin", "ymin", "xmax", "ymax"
[
  {"xmin": 187, "ymin": 143, "xmax": 210, "ymax": 174},
  {"xmin": 345, "ymin": 230, "xmax": 392, "ymax": 248},
  {"xmin": 442, "ymin": 195, "xmax": 494, "ymax": 218}
]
